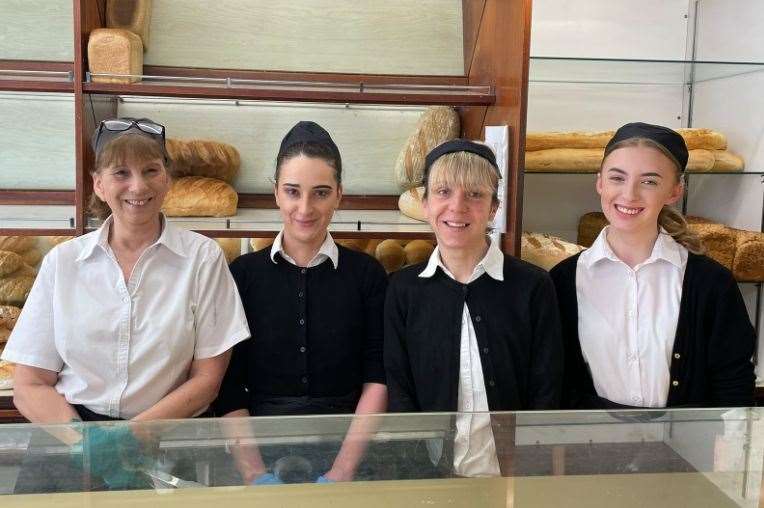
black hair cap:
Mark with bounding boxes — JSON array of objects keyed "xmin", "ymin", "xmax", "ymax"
[
  {"xmin": 606, "ymin": 122, "xmax": 688, "ymax": 170},
  {"xmin": 278, "ymin": 121, "xmax": 341, "ymax": 162},
  {"xmin": 423, "ymin": 138, "xmax": 500, "ymax": 184}
]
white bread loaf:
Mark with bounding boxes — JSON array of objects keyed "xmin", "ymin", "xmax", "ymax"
[
  {"xmin": 162, "ymin": 177, "xmax": 238, "ymax": 217},
  {"xmin": 106, "ymin": 0, "xmax": 152, "ymax": 49},
  {"xmin": 166, "ymin": 139, "xmax": 241, "ymax": 183},
  {"xmin": 88, "ymin": 28, "xmax": 143, "ymax": 84},
  {"xmin": 398, "ymin": 186, "xmax": 427, "ymax": 222},
  {"xmin": 394, "ymin": 107, "xmax": 460, "ymax": 189},
  {"xmin": 521, "ymin": 232, "xmax": 585, "ymax": 271}
]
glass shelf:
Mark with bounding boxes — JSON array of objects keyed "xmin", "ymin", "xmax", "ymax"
[
  {"xmin": 0, "ymin": 68, "xmax": 74, "ymax": 92},
  {"xmin": 525, "ymin": 170, "xmax": 764, "ymax": 176},
  {"xmin": 84, "ymin": 73, "xmax": 494, "ymax": 105},
  {"xmin": 88, "ymin": 209, "xmax": 432, "ymax": 235},
  {"xmin": 529, "ymin": 56, "xmax": 764, "ymax": 86},
  {"xmin": 0, "ymin": 205, "xmax": 75, "ymax": 230}
]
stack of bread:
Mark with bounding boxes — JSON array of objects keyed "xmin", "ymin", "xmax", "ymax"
[
  {"xmin": 578, "ymin": 212, "xmax": 764, "ymax": 281},
  {"xmin": 87, "ymin": 0, "xmax": 152, "ymax": 84},
  {"xmin": 520, "ymin": 232, "xmax": 586, "ymax": 271},
  {"xmin": 0, "ymin": 305, "xmax": 20, "ymax": 390},
  {"xmin": 525, "ymin": 129, "xmax": 744, "ymax": 172},
  {"xmin": 395, "ymin": 107, "xmax": 460, "ymax": 221},
  {"xmin": 162, "ymin": 139, "xmax": 241, "ymax": 217}
]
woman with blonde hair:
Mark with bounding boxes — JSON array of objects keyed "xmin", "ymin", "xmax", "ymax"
[
  {"xmin": 384, "ymin": 139, "xmax": 563, "ymax": 477},
  {"xmin": 550, "ymin": 122, "xmax": 755, "ymax": 409}
]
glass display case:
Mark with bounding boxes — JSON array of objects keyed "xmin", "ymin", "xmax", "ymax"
[{"xmin": 0, "ymin": 409, "xmax": 762, "ymax": 506}]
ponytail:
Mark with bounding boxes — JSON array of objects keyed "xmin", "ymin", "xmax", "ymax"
[{"xmin": 658, "ymin": 206, "xmax": 705, "ymax": 255}]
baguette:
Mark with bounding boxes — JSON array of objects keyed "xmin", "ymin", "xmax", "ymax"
[
  {"xmin": 0, "ymin": 236, "xmax": 36, "ymax": 254},
  {"xmin": 676, "ymin": 128, "xmax": 727, "ymax": 150},
  {"xmin": 398, "ymin": 186, "xmax": 427, "ymax": 222},
  {"xmin": 686, "ymin": 149, "xmax": 715, "ymax": 171},
  {"xmin": 525, "ymin": 128, "xmax": 727, "ymax": 151},
  {"xmin": 712, "ymin": 150, "xmax": 745, "ymax": 172},
  {"xmin": 166, "ymin": 139, "xmax": 241, "ymax": 183},
  {"xmin": 395, "ymin": 106, "xmax": 460, "ymax": 189},
  {"xmin": 521, "ymin": 232, "xmax": 586, "ymax": 271},
  {"xmin": 21, "ymin": 248, "xmax": 42, "ymax": 267},
  {"xmin": 162, "ymin": 177, "xmax": 238, "ymax": 217},
  {"xmin": 525, "ymin": 148, "xmax": 714, "ymax": 172}
]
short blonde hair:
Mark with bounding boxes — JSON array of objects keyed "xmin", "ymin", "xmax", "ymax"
[
  {"xmin": 423, "ymin": 151, "xmax": 500, "ymax": 205},
  {"xmin": 89, "ymin": 134, "xmax": 172, "ymax": 219}
]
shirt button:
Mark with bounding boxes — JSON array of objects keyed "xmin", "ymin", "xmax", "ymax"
[
  {"xmin": 298, "ymin": 291, "xmax": 304, "ymax": 298},
  {"xmin": 474, "ymin": 316, "xmax": 482, "ymax": 323},
  {"xmin": 482, "ymin": 347, "xmax": 489, "ymax": 354},
  {"xmin": 462, "ymin": 286, "xmax": 468, "ymax": 294},
  {"xmin": 299, "ymin": 318, "xmax": 305, "ymax": 325},
  {"xmin": 301, "ymin": 268, "xmax": 307, "ymax": 274},
  {"xmin": 672, "ymin": 380, "xmax": 679, "ymax": 387},
  {"xmin": 632, "ymin": 396, "xmax": 641, "ymax": 403},
  {"xmin": 299, "ymin": 346, "xmax": 306, "ymax": 353},
  {"xmin": 301, "ymin": 376, "xmax": 308, "ymax": 384},
  {"xmin": 674, "ymin": 353, "xmax": 681, "ymax": 359},
  {"xmin": 488, "ymin": 380, "xmax": 495, "ymax": 387}
]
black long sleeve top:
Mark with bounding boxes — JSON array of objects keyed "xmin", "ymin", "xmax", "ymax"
[
  {"xmin": 384, "ymin": 255, "xmax": 563, "ymax": 412},
  {"xmin": 214, "ymin": 245, "xmax": 387, "ymax": 416},
  {"xmin": 550, "ymin": 252, "xmax": 756, "ymax": 409}
]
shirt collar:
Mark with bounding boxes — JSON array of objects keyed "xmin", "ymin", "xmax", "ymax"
[
  {"xmin": 418, "ymin": 237, "xmax": 504, "ymax": 282},
  {"xmin": 270, "ymin": 230, "xmax": 339, "ymax": 269},
  {"xmin": 75, "ymin": 214, "xmax": 185, "ymax": 262},
  {"xmin": 581, "ymin": 226, "xmax": 684, "ymax": 270}
]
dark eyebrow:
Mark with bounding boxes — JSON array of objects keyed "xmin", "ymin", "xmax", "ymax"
[
  {"xmin": 606, "ymin": 167, "xmax": 626, "ymax": 175},
  {"xmin": 640, "ymin": 172, "xmax": 663, "ymax": 178},
  {"xmin": 282, "ymin": 183, "xmax": 300, "ymax": 188},
  {"xmin": 606, "ymin": 168, "xmax": 663, "ymax": 178},
  {"xmin": 312, "ymin": 185, "xmax": 333, "ymax": 190}
]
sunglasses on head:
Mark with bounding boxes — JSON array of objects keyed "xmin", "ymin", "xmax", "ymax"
[{"xmin": 92, "ymin": 117, "xmax": 167, "ymax": 158}]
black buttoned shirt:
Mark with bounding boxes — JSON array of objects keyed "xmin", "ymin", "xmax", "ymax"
[{"xmin": 214, "ymin": 245, "xmax": 387, "ymax": 416}]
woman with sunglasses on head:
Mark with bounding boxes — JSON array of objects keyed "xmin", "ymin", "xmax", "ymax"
[
  {"xmin": 384, "ymin": 140, "xmax": 563, "ymax": 477},
  {"xmin": 2, "ymin": 117, "xmax": 250, "ymax": 492},
  {"xmin": 549, "ymin": 122, "xmax": 755, "ymax": 409},
  {"xmin": 214, "ymin": 121, "xmax": 388, "ymax": 484}
]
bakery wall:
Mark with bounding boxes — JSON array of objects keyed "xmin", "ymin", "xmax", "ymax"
[{"xmin": 0, "ymin": 0, "xmax": 72, "ymax": 61}]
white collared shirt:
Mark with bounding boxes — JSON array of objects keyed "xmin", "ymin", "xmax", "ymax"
[
  {"xmin": 270, "ymin": 230, "xmax": 339, "ymax": 269},
  {"xmin": 1, "ymin": 216, "xmax": 250, "ymax": 419},
  {"xmin": 576, "ymin": 227, "xmax": 688, "ymax": 407},
  {"xmin": 419, "ymin": 238, "xmax": 503, "ymax": 477}
]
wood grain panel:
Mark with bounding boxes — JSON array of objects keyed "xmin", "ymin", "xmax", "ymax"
[
  {"xmin": 0, "ymin": 190, "xmax": 75, "ymax": 205},
  {"xmin": 462, "ymin": 0, "xmax": 487, "ymax": 75}
]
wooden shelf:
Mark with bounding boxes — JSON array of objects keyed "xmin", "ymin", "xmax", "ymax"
[{"xmin": 0, "ymin": 62, "xmax": 75, "ymax": 93}]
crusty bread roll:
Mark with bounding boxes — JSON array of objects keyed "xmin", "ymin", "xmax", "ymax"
[
  {"xmin": 0, "ymin": 272, "xmax": 35, "ymax": 306},
  {"xmin": 732, "ymin": 230, "xmax": 764, "ymax": 282},
  {"xmin": 0, "ymin": 236, "xmax": 36, "ymax": 254},
  {"xmin": 106, "ymin": 0, "xmax": 152, "ymax": 49},
  {"xmin": 686, "ymin": 217, "xmax": 736, "ymax": 269},
  {"xmin": 250, "ymin": 237, "xmax": 275, "ymax": 252},
  {"xmin": 404, "ymin": 239, "xmax": 435, "ymax": 266},
  {"xmin": 0, "ymin": 251, "xmax": 22, "ymax": 277},
  {"xmin": 395, "ymin": 106, "xmax": 460, "ymax": 189},
  {"xmin": 0, "ymin": 328, "xmax": 9, "ymax": 344},
  {"xmin": 364, "ymin": 239, "xmax": 383, "ymax": 257},
  {"xmin": 712, "ymin": 151, "xmax": 745, "ymax": 172},
  {"xmin": 525, "ymin": 148, "xmax": 605, "ymax": 172},
  {"xmin": 215, "ymin": 238, "xmax": 241, "ymax": 264},
  {"xmin": 577, "ymin": 212, "xmax": 608, "ymax": 247},
  {"xmin": 336, "ymin": 239, "xmax": 369, "ymax": 252},
  {"xmin": 88, "ymin": 28, "xmax": 143, "ymax": 84},
  {"xmin": 398, "ymin": 186, "xmax": 427, "ymax": 222},
  {"xmin": 0, "ymin": 305, "xmax": 21, "ymax": 331},
  {"xmin": 162, "ymin": 177, "xmax": 238, "ymax": 217},
  {"xmin": 166, "ymin": 139, "xmax": 241, "ymax": 183},
  {"xmin": 525, "ymin": 128, "xmax": 727, "ymax": 151},
  {"xmin": 0, "ymin": 360, "xmax": 14, "ymax": 390},
  {"xmin": 375, "ymin": 239, "xmax": 406, "ymax": 273},
  {"xmin": 20, "ymin": 248, "xmax": 41, "ymax": 267},
  {"xmin": 521, "ymin": 232, "xmax": 586, "ymax": 271}
]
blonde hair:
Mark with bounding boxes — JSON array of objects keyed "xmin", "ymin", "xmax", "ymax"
[
  {"xmin": 89, "ymin": 134, "xmax": 173, "ymax": 219},
  {"xmin": 602, "ymin": 138, "xmax": 705, "ymax": 254},
  {"xmin": 423, "ymin": 151, "xmax": 500, "ymax": 206}
]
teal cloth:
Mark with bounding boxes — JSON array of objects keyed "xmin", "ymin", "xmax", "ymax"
[{"xmin": 71, "ymin": 425, "xmax": 146, "ymax": 490}]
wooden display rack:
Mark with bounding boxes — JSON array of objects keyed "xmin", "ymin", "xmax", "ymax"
[{"xmin": 0, "ymin": 1, "xmax": 533, "ymax": 421}]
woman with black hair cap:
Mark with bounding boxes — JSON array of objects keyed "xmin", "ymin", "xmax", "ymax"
[
  {"xmin": 215, "ymin": 121, "xmax": 388, "ymax": 484},
  {"xmin": 550, "ymin": 122, "xmax": 755, "ymax": 409}
]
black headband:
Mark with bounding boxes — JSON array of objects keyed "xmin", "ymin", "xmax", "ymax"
[
  {"xmin": 605, "ymin": 122, "xmax": 688, "ymax": 171},
  {"xmin": 423, "ymin": 139, "xmax": 501, "ymax": 184},
  {"xmin": 278, "ymin": 120, "xmax": 341, "ymax": 163}
]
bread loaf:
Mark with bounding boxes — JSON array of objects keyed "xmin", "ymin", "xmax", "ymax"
[
  {"xmin": 166, "ymin": 139, "xmax": 241, "ymax": 183},
  {"xmin": 88, "ymin": 28, "xmax": 143, "ymax": 84},
  {"xmin": 0, "ymin": 272, "xmax": 35, "ymax": 306},
  {"xmin": 686, "ymin": 149, "xmax": 715, "ymax": 171},
  {"xmin": 336, "ymin": 239, "xmax": 369, "ymax": 252},
  {"xmin": 577, "ymin": 212, "xmax": 609, "ymax": 247},
  {"xmin": 0, "ymin": 236, "xmax": 36, "ymax": 254},
  {"xmin": 375, "ymin": 239, "xmax": 406, "ymax": 273},
  {"xmin": 0, "ymin": 328, "xmax": 9, "ymax": 344},
  {"xmin": 106, "ymin": 0, "xmax": 152, "ymax": 49},
  {"xmin": 525, "ymin": 128, "xmax": 727, "ymax": 151},
  {"xmin": 215, "ymin": 238, "xmax": 241, "ymax": 264},
  {"xmin": 0, "ymin": 251, "xmax": 22, "ymax": 277},
  {"xmin": 250, "ymin": 238, "xmax": 274, "ymax": 252},
  {"xmin": 395, "ymin": 107, "xmax": 460, "ymax": 189},
  {"xmin": 0, "ymin": 360, "xmax": 14, "ymax": 390},
  {"xmin": 712, "ymin": 151, "xmax": 745, "ymax": 172},
  {"xmin": 0, "ymin": 305, "xmax": 21, "ymax": 331},
  {"xmin": 21, "ymin": 248, "xmax": 41, "ymax": 267},
  {"xmin": 525, "ymin": 148, "xmax": 605, "ymax": 172},
  {"xmin": 47, "ymin": 236, "xmax": 74, "ymax": 248},
  {"xmin": 686, "ymin": 217, "xmax": 736, "ymax": 269},
  {"xmin": 404, "ymin": 239, "xmax": 435, "ymax": 265},
  {"xmin": 162, "ymin": 177, "xmax": 238, "ymax": 217},
  {"xmin": 364, "ymin": 239, "xmax": 383, "ymax": 257},
  {"xmin": 732, "ymin": 230, "xmax": 764, "ymax": 282},
  {"xmin": 398, "ymin": 186, "xmax": 427, "ymax": 222},
  {"xmin": 521, "ymin": 232, "xmax": 586, "ymax": 271}
]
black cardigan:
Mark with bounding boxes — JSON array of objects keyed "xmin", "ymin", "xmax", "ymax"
[
  {"xmin": 384, "ymin": 255, "xmax": 563, "ymax": 412},
  {"xmin": 549, "ymin": 252, "xmax": 756, "ymax": 409}
]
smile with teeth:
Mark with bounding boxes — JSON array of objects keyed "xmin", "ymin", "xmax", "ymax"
[
  {"xmin": 125, "ymin": 197, "xmax": 152, "ymax": 206},
  {"xmin": 444, "ymin": 221, "xmax": 469, "ymax": 228},
  {"xmin": 615, "ymin": 204, "xmax": 643, "ymax": 216}
]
